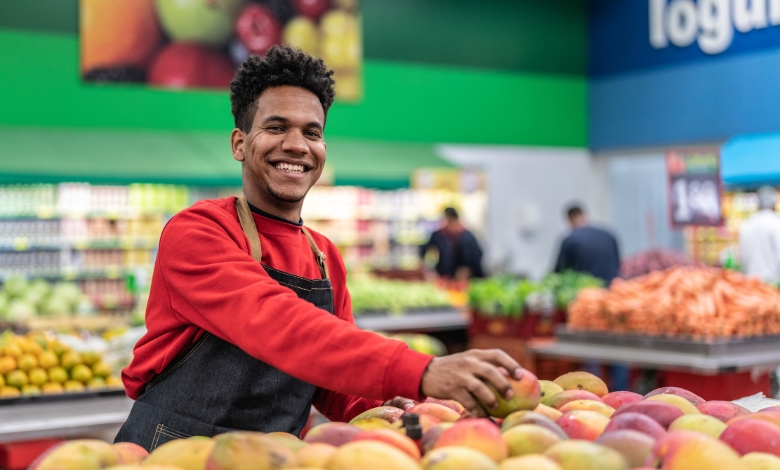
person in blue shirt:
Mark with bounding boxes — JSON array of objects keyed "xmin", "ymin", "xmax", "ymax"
[
  {"xmin": 554, "ymin": 204, "xmax": 627, "ymax": 390},
  {"xmin": 554, "ymin": 205, "xmax": 621, "ymax": 284}
]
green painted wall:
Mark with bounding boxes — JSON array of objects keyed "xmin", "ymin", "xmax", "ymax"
[
  {"xmin": 0, "ymin": 30, "xmax": 586, "ymax": 146},
  {"xmin": 364, "ymin": 0, "xmax": 586, "ymax": 75}
]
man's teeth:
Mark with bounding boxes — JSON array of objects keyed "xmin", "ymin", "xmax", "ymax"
[{"xmin": 276, "ymin": 163, "xmax": 305, "ymax": 173}]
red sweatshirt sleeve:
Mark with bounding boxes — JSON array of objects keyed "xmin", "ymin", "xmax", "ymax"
[{"xmin": 156, "ymin": 203, "xmax": 433, "ymax": 402}]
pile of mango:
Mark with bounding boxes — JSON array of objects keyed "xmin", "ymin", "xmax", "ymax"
[
  {"xmin": 0, "ymin": 332, "xmax": 120, "ymax": 398},
  {"xmin": 29, "ymin": 370, "xmax": 780, "ymax": 470}
]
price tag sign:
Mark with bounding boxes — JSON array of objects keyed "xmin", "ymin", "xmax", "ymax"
[{"xmin": 666, "ymin": 149, "xmax": 723, "ymax": 228}]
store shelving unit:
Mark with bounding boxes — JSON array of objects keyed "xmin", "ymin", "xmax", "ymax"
[
  {"xmin": 354, "ymin": 309, "xmax": 468, "ymax": 333},
  {"xmin": 303, "ymin": 186, "xmax": 485, "ymax": 270},
  {"xmin": 0, "ymin": 390, "xmax": 132, "ymax": 444},
  {"xmin": 684, "ymin": 191, "xmax": 776, "ymax": 266}
]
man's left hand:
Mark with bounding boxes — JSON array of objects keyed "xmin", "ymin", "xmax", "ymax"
[{"xmin": 384, "ymin": 397, "xmax": 415, "ymax": 410}]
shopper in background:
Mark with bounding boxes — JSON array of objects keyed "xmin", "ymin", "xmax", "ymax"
[
  {"xmin": 739, "ymin": 186, "xmax": 780, "ymax": 283},
  {"xmin": 421, "ymin": 207, "xmax": 484, "ymax": 281},
  {"xmin": 554, "ymin": 205, "xmax": 621, "ymax": 284},
  {"xmin": 554, "ymin": 204, "xmax": 626, "ymax": 390},
  {"xmin": 115, "ymin": 46, "xmax": 524, "ymax": 451}
]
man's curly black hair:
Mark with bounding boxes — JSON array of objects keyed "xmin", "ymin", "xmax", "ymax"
[{"xmin": 230, "ymin": 45, "xmax": 336, "ymax": 133}]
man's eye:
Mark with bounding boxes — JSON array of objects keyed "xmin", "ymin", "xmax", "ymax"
[
  {"xmin": 267, "ymin": 126, "xmax": 284, "ymax": 132},
  {"xmin": 305, "ymin": 131, "xmax": 321, "ymax": 138}
]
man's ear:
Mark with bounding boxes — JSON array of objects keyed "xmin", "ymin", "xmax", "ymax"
[{"xmin": 231, "ymin": 128, "xmax": 246, "ymax": 162}]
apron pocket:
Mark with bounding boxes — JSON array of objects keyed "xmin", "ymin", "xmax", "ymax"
[{"xmin": 150, "ymin": 423, "xmax": 192, "ymax": 451}]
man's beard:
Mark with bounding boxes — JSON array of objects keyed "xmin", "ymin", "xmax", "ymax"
[{"xmin": 267, "ymin": 184, "xmax": 306, "ymax": 204}]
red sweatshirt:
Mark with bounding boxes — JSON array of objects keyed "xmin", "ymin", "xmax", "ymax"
[{"xmin": 122, "ymin": 197, "xmax": 434, "ymax": 422}]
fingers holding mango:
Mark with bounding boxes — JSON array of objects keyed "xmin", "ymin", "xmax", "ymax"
[{"xmin": 419, "ymin": 349, "xmax": 539, "ymax": 419}]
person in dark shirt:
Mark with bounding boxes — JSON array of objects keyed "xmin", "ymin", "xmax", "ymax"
[
  {"xmin": 554, "ymin": 205, "xmax": 620, "ymax": 283},
  {"xmin": 421, "ymin": 207, "xmax": 484, "ymax": 280},
  {"xmin": 555, "ymin": 204, "xmax": 626, "ymax": 390}
]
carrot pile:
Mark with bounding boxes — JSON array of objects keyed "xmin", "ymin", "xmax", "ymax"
[{"xmin": 568, "ymin": 267, "xmax": 780, "ymax": 338}]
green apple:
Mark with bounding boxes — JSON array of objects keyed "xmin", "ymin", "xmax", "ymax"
[{"xmin": 156, "ymin": 0, "xmax": 246, "ymax": 47}]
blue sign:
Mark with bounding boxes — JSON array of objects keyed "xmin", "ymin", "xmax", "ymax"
[{"xmin": 590, "ymin": 0, "xmax": 780, "ymax": 76}]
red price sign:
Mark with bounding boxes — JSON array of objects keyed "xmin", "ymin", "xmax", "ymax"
[{"xmin": 666, "ymin": 149, "xmax": 723, "ymax": 228}]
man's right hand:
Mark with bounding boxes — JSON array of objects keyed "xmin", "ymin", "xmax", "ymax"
[{"xmin": 420, "ymin": 349, "xmax": 524, "ymax": 418}]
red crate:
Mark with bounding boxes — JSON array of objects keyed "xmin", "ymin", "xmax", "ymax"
[
  {"xmin": 660, "ymin": 370, "xmax": 771, "ymax": 401},
  {"xmin": 0, "ymin": 439, "xmax": 63, "ymax": 470},
  {"xmin": 470, "ymin": 310, "xmax": 567, "ymax": 340},
  {"xmin": 469, "ymin": 312, "xmax": 543, "ymax": 339}
]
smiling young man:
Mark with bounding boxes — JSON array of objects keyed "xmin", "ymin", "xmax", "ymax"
[{"xmin": 115, "ymin": 46, "xmax": 523, "ymax": 451}]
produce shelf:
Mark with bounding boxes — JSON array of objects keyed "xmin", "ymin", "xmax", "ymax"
[
  {"xmin": 0, "ymin": 390, "xmax": 132, "ymax": 443},
  {"xmin": 354, "ymin": 309, "xmax": 468, "ymax": 333},
  {"xmin": 555, "ymin": 327, "xmax": 780, "ymax": 355},
  {"xmin": 529, "ymin": 330, "xmax": 780, "ymax": 374}
]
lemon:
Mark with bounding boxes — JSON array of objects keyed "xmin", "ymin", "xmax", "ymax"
[
  {"xmin": 41, "ymin": 382, "xmax": 64, "ymax": 394},
  {"xmin": 21, "ymin": 340, "xmax": 43, "ymax": 355},
  {"xmin": 71, "ymin": 364, "xmax": 93, "ymax": 383},
  {"xmin": 48, "ymin": 366, "xmax": 68, "ymax": 384},
  {"xmin": 0, "ymin": 386, "xmax": 20, "ymax": 398},
  {"xmin": 4, "ymin": 343, "xmax": 22, "ymax": 358},
  {"xmin": 81, "ymin": 351, "xmax": 101, "ymax": 366},
  {"xmin": 87, "ymin": 377, "xmax": 106, "ymax": 390},
  {"xmin": 28, "ymin": 367, "xmax": 48, "ymax": 386},
  {"xmin": 38, "ymin": 351, "xmax": 58, "ymax": 369},
  {"xmin": 17, "ymin": 353, "xmax": 38, "ymax": 372},
  {"xmin": 105, "ymin": 376, "xmax": 122, "ymax": 387},
  {"xmin": 21, "ymin": 384, "xmax": 41, "ymax": 396},
  {"xmin": 0, "ymin": 356, "xmax": 17, "ymax": 374},
  {"xmin": 61, "ymin": 350, "xmax": 82, "ymax": 369},
  {"xmin": 92, "ymin": 361, "xmax": 112, "ymax": 378},
  {"xmin": 6, "ymin": 370, "xmax": 28, "ymax": 388},
  {"xmin": 64, "ymin": 380, "xmax": 85, "ymax": 393}
]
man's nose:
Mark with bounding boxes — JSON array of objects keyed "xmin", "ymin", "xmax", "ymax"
[{"xmin": 281, "ymin": 129, "xmax": 309, "ymax": 154}]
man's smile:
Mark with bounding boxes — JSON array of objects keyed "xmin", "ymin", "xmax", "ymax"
[{"xmin": 269, "ymin": 159, "xmax": 313, "ymax": 180}]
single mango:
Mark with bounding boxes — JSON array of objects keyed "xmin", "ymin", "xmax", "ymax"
[{"xmin": 554, "ymin": 372, "xmax": 609, "ymax": 398}]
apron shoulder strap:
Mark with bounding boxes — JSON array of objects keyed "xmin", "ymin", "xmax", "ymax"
[
  {"xmin": 236, "ymin": 195, "xmax": 262, "ymax": 263},
  {"xmin": 301, "ymin": 226, "xmax": 330, "ymax": 280},
  {"xmin": 235, "ymin": 196, "xmax": 329, "ymax": 280}
]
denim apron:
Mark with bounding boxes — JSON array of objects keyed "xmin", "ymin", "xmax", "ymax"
[{"xmin": 115, "ymin": 196, "xmax": 334, "ymax": 451}]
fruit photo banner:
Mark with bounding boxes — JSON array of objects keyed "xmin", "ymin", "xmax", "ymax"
[{"xmin": 79, "ymin": 0, "xmax": 362, "ymax": 102}]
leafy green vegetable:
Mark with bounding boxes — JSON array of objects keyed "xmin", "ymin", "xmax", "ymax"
[
  {"xmin": 468, "ymin": 276, "xmax": 535, "ymax": 318},
  {"xmin": 468, "ymin": 271, "xmax": 603, "ymax": 316},
  {"xmin": 540, "ymin": 271, "xmax": 604, "ymax": 310}
]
